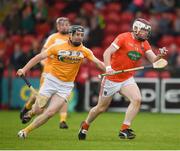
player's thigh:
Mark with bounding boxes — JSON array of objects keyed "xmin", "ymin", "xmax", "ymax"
[
  {"xmin": 45, "ymin": 94, "xmax": 65, "ymax": 115},
  {"xmin": 119, "ymin": 83, "xmax": 141, "ymax": 102}
]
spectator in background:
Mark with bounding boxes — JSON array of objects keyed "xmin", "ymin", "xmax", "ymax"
[
  {"xmin": 149, "ymin": 15, "xmax": 161, "ymax": 45},
  {"xmin": 127, "ymin": 0, "xmax": 144, "ymax": 13},
  {"xmin": 10, "ymin": 44, "xmax": 29, "ymax": 70},
  {"xmin": 168, "ymin": 44, "xmax": 180, "ymax": 77},
  {"xmin": 145, "ymin": 0, "xmax": 175, "ymax": 13},
  {"xmin": 87, "ymin": 9, "xmax": 104, "ymax": 47},
  {"xmin": 27, "ymin": 40, "xmax": 41, "ymax": 71},
  {"xmin": 174, "ymin": 8, "xmax": 180, "ymax": 35},
  {"xmin": 158, "ymin": 12, "xmax": 173, "ymax": 35},
  {"xmin": 0, "ymin": 26, "xmax": 7, "ymax": 52},
  {"xmin": 0, "ymin": 47, "xmax": 5, "ymax": 108},
  {"xmin": 3, "ymin": 3, "xmax": 21, "ymax": 35},
  {"xmin": 21, "ymin": 0, "xmax": 34, "ymax": 12},
  {"xmin": 21, "ymin": 2, "xmax": 35, "ymax": 34},
  {"xmin": 172, "ymin": 53, "xmax": 180, "ymax": 77},
  {"xmin": 168, "ymin": 44, "xmax": 179, "ymax": 67},
  {"xmin": 33, "ymin": 0, "xmax": 48, "ymax": 23}
]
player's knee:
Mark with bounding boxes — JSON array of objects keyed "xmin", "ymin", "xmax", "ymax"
[
  {"xmin": 133, "ymin": 96, "xmax": 141, "ymax": 106},
  {"xmin": 32, "ymin": 103, "xmax": 43, "ymax": 115}
]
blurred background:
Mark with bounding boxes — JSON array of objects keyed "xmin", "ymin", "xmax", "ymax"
[{"xmin": 0, "ymin": 0, "xmax": 179, "ymax": 113}]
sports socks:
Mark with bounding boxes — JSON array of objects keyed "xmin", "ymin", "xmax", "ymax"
[
  {"xmin": 82, "ymin": 121, "xmax": 89, "ymax": 130},
  {"xmin": 25, "ymin": 95, "xmax": 36, "ymax": 110},
  {"xmin": 25, "ymin": 102, "xmax": 32, "ymax": 110},
  {"xmin": 121, "ymin": 124, "xmax": 130, "ymax": 131},
  {"xmin": 60, "ymin": 113, "xmax": 67, "ymax": 122},
  {"xmin": 23, "ymin": 124, "xmax": 35, "ymax": 134}
]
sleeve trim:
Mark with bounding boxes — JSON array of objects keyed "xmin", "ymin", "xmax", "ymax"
[
  {"xmin": 145, "ymin": 49, "xmax": 152, "ymax": 53},
  {"xmin": 112, "ymin": 42, "xmax": 119, "ymax": 49}
]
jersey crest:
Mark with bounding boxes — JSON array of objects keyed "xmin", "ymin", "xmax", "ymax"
[
  {"xmin": 58, "ymin": 50, "xmax": 84, "ymax": 64},
  {"xmin": 127, "ymin": 51, "xmax": 142, "ymax": 61}
]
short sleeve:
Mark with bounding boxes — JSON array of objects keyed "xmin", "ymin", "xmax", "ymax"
[
  {"xmin": 46, "ymin": 44, "xmax": 57, "ymax": 57},
  {"xmin": 43, "ymin": 35, "xmax": 54, "ymax": 49},
  {"xmin": 143, "ymin": 41, "xmax": 152, "ymax": 52},
  {"xmin": 84, "ymin": 48, "xmax": 94, "ymax": 61},
  {"xmin": 111, "ymin": 33, "xmax": 126, "ymax": 49}
]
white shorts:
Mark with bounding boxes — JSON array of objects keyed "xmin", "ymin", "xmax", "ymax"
[
  {"xmin": 100, "ymin": 77, "xmax": 136, "ymax": 97},
  {"xmin": 39, "ymin": 74, "xmax": 74, "ymax": 101}
]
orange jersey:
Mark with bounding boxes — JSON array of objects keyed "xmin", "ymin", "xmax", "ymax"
[
  {"xmin": 46, "ymin": 42, "xmax": 94, "ymax": 82},
  {"xmin": 42, "ymin": 33, "xmax": 69, "ymax": 73},
  {"xmin": 107, "ymin": 32, "xmax": 151, "ymax": 82}
]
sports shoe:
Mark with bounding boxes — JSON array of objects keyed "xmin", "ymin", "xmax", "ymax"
[
  {"xmin": 20, "ymin": 106, "xmax": 30, "ymax": 120},
  {"xmin": 119, "ymin": 129, "xmax": 136, "ymax": 139},
  {"xmin": 78, "ymin": 121, "xmax": 89, "ymax": 140},
  {"xmin": 18, "ymin": 130, "xmax": 27, "ymax": 139},
  {"xmin": 59, "ymin": 121, "xmax": 68, "ymax": 129},
  {"xmin": 21, "ymin": 114, "xmax": 31, "ymax": 124}
]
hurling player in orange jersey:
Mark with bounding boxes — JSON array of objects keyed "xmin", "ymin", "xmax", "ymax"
[
  {"xmin": 78, "ymin": 18, "xmax": 168, "ymax": 140},
  {"xmin": 20, "ymin": 17, "xmax": 71, "ymax": 129},
  {"xmin": 17, "ymin": 25, "xmax": 105, "ymax": 139}
]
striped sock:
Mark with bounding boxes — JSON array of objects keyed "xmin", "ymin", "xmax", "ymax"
[
  {"xmin": 82, "ymin": 121, "xmax": 89, "ymax": 130},
  {"xmin": 121, "ymin": 124, "xmax": 130, "ymax": 131},
  {"xmin": 23, "ymin": 124, "xmax": 35, "ymax": 134}
]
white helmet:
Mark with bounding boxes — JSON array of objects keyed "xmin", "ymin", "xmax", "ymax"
[{"xmin": 132, "ymin": 18, "xmax": 151, "ymax": 41}]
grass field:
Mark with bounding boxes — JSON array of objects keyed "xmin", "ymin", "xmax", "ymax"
[{"xmin": 0, "ymin": 111, "xmax": 180, "ymax": 150}]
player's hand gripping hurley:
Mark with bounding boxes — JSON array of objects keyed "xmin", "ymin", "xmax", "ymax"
[{"xmin": 98, "ymin": 58, "xmax": 168, "ymax": 78}]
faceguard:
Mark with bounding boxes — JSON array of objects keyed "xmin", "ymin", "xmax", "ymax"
[
  {"xmin": 132, "ymin": 18, "xmax": 151, "ymax": 41},
  {"xmin": 69, "ymin": 25, "xmax": 84, "ymax": 46}
]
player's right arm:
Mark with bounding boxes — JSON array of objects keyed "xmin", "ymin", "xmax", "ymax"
[
  {"xmin": 17, "ymin": 45, "xmax": 55, "ymax": 76},
  {"xmin": 103, "ymin": 34, "xmax": 124, "ymax": 73},
  {"xmin": 40, "ymin": 35, "xmax": 55, "ymax": 65},
  {"xmin": 103, "ymin": 44, "xmax": 118, "ymax": 68}
]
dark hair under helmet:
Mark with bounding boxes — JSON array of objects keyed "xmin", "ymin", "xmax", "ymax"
[{"xmin": 69, "ymin": 25, "xmax": 84, "ymax": 35}]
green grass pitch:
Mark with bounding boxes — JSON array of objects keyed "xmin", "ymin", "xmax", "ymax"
[{"xmin": 0, "ymin": 111, "xmax": 180, "ymax": 150}]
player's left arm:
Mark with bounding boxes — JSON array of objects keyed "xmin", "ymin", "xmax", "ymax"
[
  {"xmin": 91, "ymin": 55, "xmax": 106, "ymax": 71},
  {"xmin": 144, "ymin": 41, "xmax": 168, "ymax": 63},
  {"xmin": 86, "ymin": 49, "xmax": 105, "ymax": 71},
  {"xmin": 145, "ymin": 47, "xmax": 168, "ymax": 63}
]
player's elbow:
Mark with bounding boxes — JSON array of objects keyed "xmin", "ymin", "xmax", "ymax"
[
  {"xmin": 103, "ymin": 50, "xmax": 108, "ymax": 60},
  {"xmin": 34, "ymin": 53, "xmax": 45, "ymax": 63}
]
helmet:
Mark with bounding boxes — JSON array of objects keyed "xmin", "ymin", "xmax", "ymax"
[
  {"xmin": 69, "ymin": 25, "xmax": 84, "ymax": 35},
  {"xmin": 69, "ymin": 25, "xmax": 84, "ymax": 46},
  {"xmin": 132, "ymin": 18, "xmax": 151, "ymax": 41}
]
